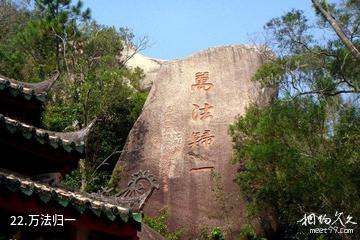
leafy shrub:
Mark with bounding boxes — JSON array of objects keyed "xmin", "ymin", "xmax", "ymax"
[
  {"xmin": 197, "ymin": 226, "xmax": 226, "ymax": 240},
  {"xmin": 143, "ymin": 208, "xmax": 184, "ymax": 240},
  {"xmin": 211, "ymin": 227, "xmax": 225, "ymax": 240},
  {"xmin": 239, "ymin": 224, "xmax": 266, "ymax": 240}
]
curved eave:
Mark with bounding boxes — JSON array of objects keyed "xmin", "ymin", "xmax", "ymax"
[
  {"xmin": 0, "ymin": 171, "xmax": 141, "ymax": 223},
  {"xmin": 0, "ymin": 71, "xmax": 60, "ymax": 102},
  {"xmin": 0, "ymin": 114, "xmax": 88, "ymax": 154}
]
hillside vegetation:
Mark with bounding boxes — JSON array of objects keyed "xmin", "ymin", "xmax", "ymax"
[{"xmin": 0, "ymin": 0, "xmax": 147, "ymax": 192}]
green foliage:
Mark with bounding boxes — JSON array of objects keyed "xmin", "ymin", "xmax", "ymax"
[
  {"xmin": 34, "ymin": 0, "xmax": 90, "ymax": 70},
  {"xmin": 240, "ymin": 3, "xmax": 360, "ymax": 238},
  {"xmin": 210, "ymin": 170, "xmax": 235, "ymax": 238},
  {"xmin": 256, "ymin": 3, "xmax": 360, "ymax": 98},
  {"xmin": 265, "ymin": 9, "xmax": 313, "ymax": 55},
  {"xmin": 211, "ymin": 227, "xmax": 225, "ymax": 240},
  {"xmin": 51, "ymin": 72, "xmax": 146, "ymax": 193},
  {"xmin": 230, "ymin": 98, "xmax": 360, "ymax": 239},
  {"xmin": 35, "ymin": 0, "xmax": 90, "ymax": 22},
  {"xmin": 61, "ymin": 168, "xmax": 81, "ymax": 189},
  {"xmin": 0, "ymin": 1, "xmax": 32, "ymax": 79},
  {"xmin": 0, "ymin": 0, "xmax": 91, "ymax": 81},
  {"xmin": 41, "ymin": 21, "xmax": 147, "ymax": 192},
  {"xmin": 61, "ymin": 166, "xmax": 112, "ymax": 192},
  {"xmin": 108, "ymin": 164, "xmax": 123, "ymax": 189},
  {"xmin": 42, "ymin": 102, "xmax": 82, "ymax": 131},
  {"xmin": 86, "ymin": 89, "xmax": 147, "ymax": 169},
  {"xmin": 197, "ymin": 226, "xmax": 226, "ymax": 240},
  {"xmin": 0, "ymin": 0, "xmax": 30, "ymax": 42},
  {"xmin": 198, "ymin": 227, "xmax": 212, "ymax": 240},
  {"xmin": 0, "ymin": 0, "xmax": 147, "ymax": 192},
  {"xmin": 84, "ymin": 169, "xmax": 113, "ymax": 193},
  {"xmin": 252, "ymin": 58, "xmax": 285, "ymax": 88},
  {"xmin": 143, "ymin": 208, "xmax": 184, "ymax": 240},
  {"xmin": 239, "ymin": 224, "xmax": 266, "ymax": 240}
]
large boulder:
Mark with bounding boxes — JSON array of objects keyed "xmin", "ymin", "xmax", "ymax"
[
  {"xmin": 115, "ymin": 45, "xmax": 275, "ymax": 238},
  {"xmin": 124, "ymin": 48, "xmax": 165, "ymax": 90}
]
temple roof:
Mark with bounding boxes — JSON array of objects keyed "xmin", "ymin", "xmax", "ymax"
[
  {"xmin": 0, "ymin": 113, "xmax": 91, "ymax": 154},
  {"xmin": 0, "ymin": 72, "xmax": 60, "ymax": 102},
  {"xmin": 0, "ymin": 170, "xmax": 139, "ymax": 223},
  {"xmin": 0, "ymin": 169, "xmax": 158, "ymax": 223}
]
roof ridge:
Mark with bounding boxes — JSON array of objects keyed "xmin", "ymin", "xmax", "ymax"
[
  {"xmin": 0, "ymin": 169, "xmax": 159, "ymax": 222},
  {"xmin": 0, "ymin": 71, "xmax": 60, "ymax": 102},
  {"xmin": 0, "ymin": 113, "xmax": 91, "ymax": 154},
  {"xmin": 0, "ymin": 170, "xmax": 136, "ymax": 223}
]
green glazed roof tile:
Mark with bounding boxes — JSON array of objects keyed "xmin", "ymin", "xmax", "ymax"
[
  {"xmin": 120, "ymin": 212, "xmax": 130, "ymax": 223},
  {"xmin": 22, "ymin": 128, "xmax": 33, "ymax": 140},
  {"xmin": 0, "ymin": 171, "xmax": 145, "ymax": 225},
  {"xmin": 0, "ymin": 72, "xmax": 60, "ymax": 103},
  {"xmin": 73, "ymin": 202, "xmax": 86, "ymax": 214},
  {"xmin": 62, "ymin": 143, "xmax": 73, "ymax": 153},
  {"xmin": 5, "ymin": 179, "xmax": 19, "ymax": 192},
  {"xmin": 105, "ymin": 210, "xmax": 117, "ymax": 222},
  {"xmin": 56, "ymin": 197, "xmax": 70, "ymax": 207},
  {"xmin": 38, "ymin": 191, "xmax": 52, "ymax": 203},
  {"xmin": 132, "ymin": 212, "xmax": 142, "ymax": 223},
  {"xmin": 75, "ymin": 145, "xmax": 84, "ymax": 153},
  {"xmin": 20, "ymin": 186, "xmax": 34, "ymax": 196},
  {"xmin": 0, "ymin": 114, "xmax": 86, "ymax": 155},
  {"xmin": 9, "ymin": 87, "xmax": 20, "ymax": 97},
  {"xmin": 23, "ymin": 93, "xmax": 33, "ymax": 100},
  {"xmin": 91, "ymin": 208, "xmax": 102, "ymax": 217}
]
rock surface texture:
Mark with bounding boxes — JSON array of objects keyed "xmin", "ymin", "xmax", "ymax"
[
  {"xmin": 115, "ymin": 45, "xmax": 275, "ymax": 239},
  {"xmin": 124, "ymin": 48, "xmax": 165, "ymax": 90}
]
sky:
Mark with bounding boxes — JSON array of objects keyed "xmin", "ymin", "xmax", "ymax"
[{"xmin": 83, "ymin": 1, "xmax": 317, "ymax": 60}]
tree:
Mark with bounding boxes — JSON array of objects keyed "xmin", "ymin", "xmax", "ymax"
[
  {"xmin": 0, "ymin": 0, "xmax": 32, "ymax": 78},
  {"xmin": 0, "ymin": 1, "xmax": 147, "ymax": 191},
  {"xmin": 0, "ymin": 0, "xmax": 91, "ymax": 81},
  {"xmin": 231, "ymin": 1, "xmax": 360, "ymax": 239},
  {"xmin": 312, "ymin": 0, "xmax": 360, "ymax": 61},
  {"xmin": 254, "ymin": 4, "xmax": 360, "ymax": 98},
  {"xmin": 34, "ymin": 0, "xmax": 90, "ymax": 70},
  {"xmin": 0, "ymin": 0, "xmax": 30, "ymax": 42},
  {"xmin": 231, "ymin": 98, "xmax": 360, "ymax": 239},
  {"xmin": 43, "ymin": 22, "xmax": 147, "ymax": 192}
]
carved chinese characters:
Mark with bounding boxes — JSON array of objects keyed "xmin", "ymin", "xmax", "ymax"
[
  {"xmin": 189, "ymin": 72, "xmax": 215, "ymax": 149},
  {"xmin": 192, "ymin": 103, "xmax": 213, "ymax": 120},
  {"xmin": 191, "ymin": 72, "xmax": 213, "ymax": 91},
  {"xmin": 115, "ymin": 46, "xmax": 275, "ymax": 238},
  {"xmin": 188, "ymin": 130, "xmax": 215, "ymax": 149}
]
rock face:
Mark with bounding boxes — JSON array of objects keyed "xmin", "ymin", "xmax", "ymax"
[
  {"xmin": 115, "ymin": 45, "xmax": 275, "ymax": 238},
  {"xmin": 124, "ymin": 48, "xmax": 165, "ymax": 90}
]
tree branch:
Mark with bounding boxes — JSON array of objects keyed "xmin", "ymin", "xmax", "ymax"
[
  {"xmin": 293, "ymin": 89, "xmax": 359, "ymax": 98},
  {"xmin": 312, "ymin": 0, "xmax": 360, "ymax": 61}
]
